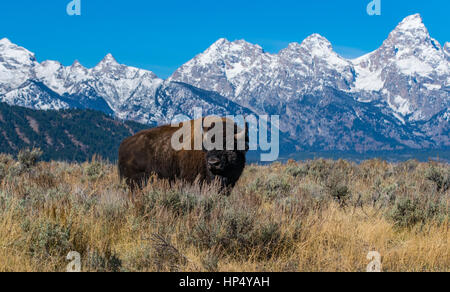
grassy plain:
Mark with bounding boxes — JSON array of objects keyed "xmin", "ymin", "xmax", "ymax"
[{"xmin": 0, "ymin": 149, "xmax": 448, "ymax": 272}]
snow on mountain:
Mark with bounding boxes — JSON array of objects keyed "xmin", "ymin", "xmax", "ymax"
[
  {"xmin": 0, "ymin": 13, "xmax": 448, "ymax": 152},
  {"xmin": 0, "ymin": 39, "xmax": 252, "ymax": 125},
  {"xmin": 88, "ymin": 54, "xmax": 163, "ymax": 116},
  {"xmin": 0, "ymin": 38, "xmax": 36, "ymax": 95},
  {"xmin": 444, "ymin": 42, "xmax": 450, "ymax": 62},
  {"xmin": 169, "ymin": 14, "xmax": 448, "ymax": 150},
  {"xmin": 34, "ymin": 53, "xmax": 165, "ymax": 120},
  {"xmin": 170, "ymin": 34, "xmax": 355, "ymax": 114},
  {"xmin": 0, "ymin": 80, "xmax": 71, "ymax": 111},
  {"xmin": 278, "ymin": 34, "xmax": 355, "ymax": 93},
  {"xmin": 170, "ymin": 38, "xmax": 272, "ymax": 103},
  {"xmin": 35, "ymin": 60, "xmax": 70, "ymax": 95},
  {"xmin": 351, "ymin": 14, "xmax": 449, "ymax": 121},
  {"xmin": 0, "ymin": 41, "xmax": 166, "ymax": 122},
  {"xmin": 169, "ymin": 15, "xmax": 450, "ymax": 148},
  {"xmin": 171, "ymin": 14, "xmax": 448, "ymax": 124}
]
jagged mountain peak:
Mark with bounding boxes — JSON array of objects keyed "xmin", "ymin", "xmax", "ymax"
[
  {"xmin": 351, "ymin": 13, "xmax": 448, "ymax": 122},
  {"xmin": 355, "ymin": 13, "xmax": 446, "ymax": 68},
  {"xmin": 210, "ymin": 38, "xmax": 230, "ymax": 48},
  {"xmin": 40, "ymin": 59, "xmax": 62, "ymax": 67},
  {"xmin": 0, "ymin": 38, "xmax": 36, "ymax": 63},
  {"xmin": 71, "ymin": 60, "xmax": 84, "ymax": 67},
  {"xmin": 395, "ymin": 13, "xmax": 424, "ymax": 31},
  {"xmin": 280, "ymin": 34, "xmax": 342, "ymax": 62},
  {"xmin": 281, "ymin": 34, "xmax": 332, "ymax": 53},
  {"xmin": 91, "ymin": 53, "xmax": 154, "ymax": 78},
  {"xmin": 169, "ymin": 37, "xmax": 268, "ymax": 90},
  {"xmin": 0, "ymin": 37, "xmax": 12, "ymax": 46},
  {"xmin": 366, "ymin": 13, "xmax": 447, "ymax": 74},
  {"xmin": 204, "ymin": 38, "xmax": 265, "ymax": 58},
  {"xmin": 386, "ymin": 13, "xmax": 432, "ymax": 46},
  {"xmin": 280, "ymin": 33, "xmax": 353, "ymax": 78},
  {"xmin": 210, "ymin": 38, "xmax": 261, "ymax": 49},
  {"xmin": 0, "ymin": 15, "xmax": 448, "ymax": 153},
  {"xmin": 300, "ymin": 33, "xmax": 333, "ymax": 49},
  {"xmin": 103, "ymin": 53, "xmax": 116, "ymax": 61},
  {"xmin": 69, "ymin": 60, "xmax": 89, "ymax": 76},
  {"xmin": 0, "ymin": 38, "xmax": 37, "ymax": 94},
  {"xmin": 96, "ymin": 53, "xmax": 119, "ymax": 67}
]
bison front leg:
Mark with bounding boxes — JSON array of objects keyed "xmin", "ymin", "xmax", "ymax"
[{"xmin": 216, "ymin": 176, "xmax": 234, "ymax": 196}]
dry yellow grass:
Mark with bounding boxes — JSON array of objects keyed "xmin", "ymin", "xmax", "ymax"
[{"xmin": 0, "ymin": 151, "xmax": 448, "ymax": 272}]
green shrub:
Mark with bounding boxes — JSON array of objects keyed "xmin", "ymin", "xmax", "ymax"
[
  {"xmin": 22, "ymin": 219, "xmax": 73, "ymax": 260},
  {"xmin": 86, "ymin": 249, "xmax": 123, "ymax": 272},
  {"xmin": 85, "ymin": 161, "xmax": 104, "ymax": 181},
  {"xmin": 426, "ymin": 166, "xmax": 450, "ymax": 192},
  {"xmin": 160, "ymin": 190, "xmax": 198, "ymax": 216},
  {"xmin": 150, "ymin": 234, "xmax": 187, "ymax": 272},
  {"xmin": 201, "ymin": 251, "xmax": 219, "ymax": 272},
  {"xmin": 253, "ymin": 221, "xmax": 283, "ymax": 254},
  {"xmin": 0, "ymin": 153, "xmax": 13, "ymax": 164},
  {"xmin": 326, "ymin": 171, "xmax": 351, "ymax": 205},
  {"xmin": 285, "ymin": 164, "xmax": 308, "ymax": 178},
  {"xmin": 249, "ymin": 174, "xmax": 291, "ymax": 200},
  {"xmin": 0, "ymin": 164, "xmax": 6, "ymax": 181},
  {"xmin": 307, "ymin": 159, "xmax": 333, "ymax": 181},
  {"xmin": 190, "ymin": 207, "xmax": 255, "ymax": 254},
  {"xmin": 0, "ymin": 153, "xmax": 13, "ymax": 181},
  {"xmin": 388, "ymin": 197, "xmax": 446, "ymax": 229},
  {"xmin": 17, "ymin": 148, "xmax": 42, "ymax": 170},
  {"xmin": 219, "ymin": 208, "xmax": 255, "ymax": 250}
]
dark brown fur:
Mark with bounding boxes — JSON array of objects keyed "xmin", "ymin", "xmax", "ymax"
[{"xmin": 118, "ymin": 118, "xmax": 248, "ymax": 193}]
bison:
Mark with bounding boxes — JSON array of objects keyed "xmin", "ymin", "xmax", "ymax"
[{"xmin": 118, "ymin": 117, "xmax": 249, "ymax": 194}]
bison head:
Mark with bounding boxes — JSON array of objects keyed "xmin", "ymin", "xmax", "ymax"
[{"xmin": 202, "ymin": 119, "xmax": 249, "ymax": 187}]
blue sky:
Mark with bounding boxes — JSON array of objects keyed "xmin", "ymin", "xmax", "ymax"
[{"xmin": 0, "ymin": 0, "xmax": 448, "ymax": 78}]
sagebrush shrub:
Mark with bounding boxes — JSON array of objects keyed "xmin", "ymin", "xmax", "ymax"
[
  {"xmin": 388, "ymin": 197, "xmax": 446, "ymax": 229},
  {"xmin": 252, "ymin": 174, "xmax": 291, "ymax": 200},
  {"xmin": 86, "ymin": 249, "xmax": 123, "ymax": 272},
  {"xmin": 0, "ymin": 164, "xmax": 5, "ymax": 181},
  {"xmin": 307, "ymin": 159, "xmax": 333, "ymax": 181},
  {"xmin": 17, "ymin": 148, "xmax": 42, "ymax": 170},
  {"xmin": 285, "ymin": 164, "xmax": 308, "ymax": 178},
  {"xmin": 150, "ymin": 234, "xmax": 187, "ymax": 272},
  {"xmin": 219, "ymin": 208, "xmax": 255, "ymax": 249},
  {"xmin": 252, "ymin": 221, "xmax": 284, "ymax": 258},
  {"xmin": 0, "ymin": 153, "xmax": 13, "ymax": 164},
  {"xmin": 160, "ymin": 190, "xmax": 198, "ymax": 216},
  {"xmin": 22, "ymin": 219, "xmax": 73, "ymax": 260},
  {"xmin": 0, "ymin": 154, "xmax": 13, "ymax": 181},
  {"xmin": 326, "ymin": 171, "xmax": 351, "ymax": 205},
  {"xmin": 1, "ymin": 153, "xmax": 448, "ymax": 272},
  {"xmin": 85, "ymin": 161, "xmax": 104, "ymax": 181},
  {"xmin": 201, "ymin": 251, "xmax": 219, "ymax": 272},
  {"xmin": 426, "ymin": 166, "xmax": 450, "ymax": 192}
]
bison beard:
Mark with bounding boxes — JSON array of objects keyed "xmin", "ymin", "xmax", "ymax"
[{"xmin": 118, "ymin": 117, "xmax": 248, "ymax": 195}]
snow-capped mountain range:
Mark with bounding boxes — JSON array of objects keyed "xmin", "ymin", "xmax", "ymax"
[{"xmin": 0, "ymin": 14, "xmax": 448, "ymax": 152}]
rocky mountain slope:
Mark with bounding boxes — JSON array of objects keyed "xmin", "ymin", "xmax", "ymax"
[
  {"xmin": 0, "ymin": 102, "xmax": 149, "ymax": 161},
  {"xmin": 0, "ymin": 14, "xmax": 448, "ymax": 153}
]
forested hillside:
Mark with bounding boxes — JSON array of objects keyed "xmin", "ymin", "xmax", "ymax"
[{"xmin": 0, "ymin": 102, "xmax": 150, "ymax": 161}]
